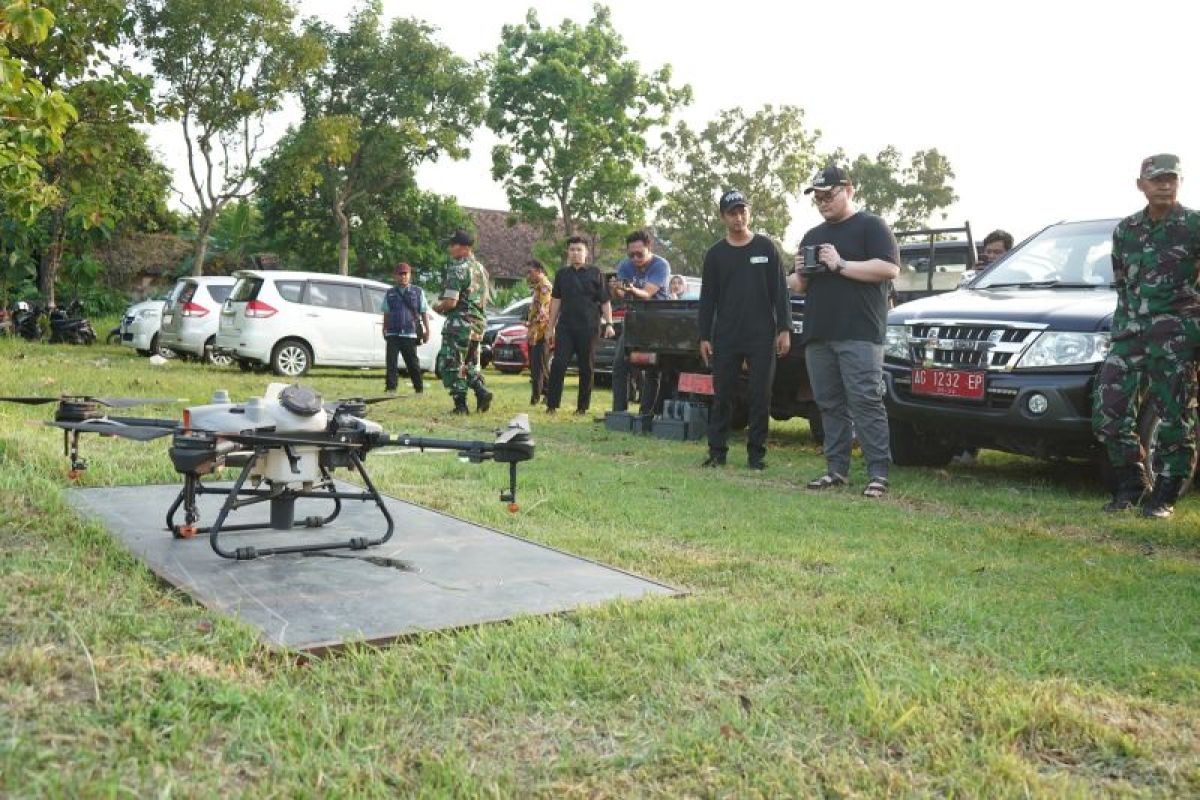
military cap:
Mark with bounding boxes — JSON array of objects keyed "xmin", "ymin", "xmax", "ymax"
[{"xmin": 1140, "ymin": 154, "xmax": 1182, "ymax": 179}]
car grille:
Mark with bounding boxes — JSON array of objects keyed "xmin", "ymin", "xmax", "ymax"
[{"xmin": 904, "ymin": 322, "xmax": 1040, "ymax": 371}]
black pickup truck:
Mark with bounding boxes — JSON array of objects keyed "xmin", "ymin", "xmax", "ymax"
[
  {"xmin": 881, "ymin": 218, "xmax": 1139, "ymax": 480},
  {"xmin": 619, "ymin": 295, "xmax": 820, "ymax": 432}
]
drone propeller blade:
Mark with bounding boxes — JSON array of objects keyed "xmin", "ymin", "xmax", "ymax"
[
  {"xmin": 360, "ymin": 395, "xmax": 404, "ymax": 405},
  {"xmin": 0, "ymin": 395, "xmax": 184, "ymax": 408},
  {"xmin": 47, "ymin": 419, "xmax": 175, "ymax": 441},
  {"xmin": 95, "ymin": 397, "xmax": 185, "ymax": 408}
]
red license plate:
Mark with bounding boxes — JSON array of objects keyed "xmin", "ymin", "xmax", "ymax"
[
  {"xmin": 911, "ymin": 368, "xmax": 985, "ymax": 400},
  {"xmin": 678, "ymin": 372, "xmax": 714, "ymax": 395}
]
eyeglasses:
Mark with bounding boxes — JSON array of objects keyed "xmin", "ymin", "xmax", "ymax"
[{"xmin": 812, "ymin": 187, "xmax": 843, "ymax": 205}]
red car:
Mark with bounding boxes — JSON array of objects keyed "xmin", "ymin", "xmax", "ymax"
[{"xmin": 491, "ymin": 323, "xmax": 531, "ymax": 374}]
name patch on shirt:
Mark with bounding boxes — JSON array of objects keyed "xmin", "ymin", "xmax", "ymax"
[{"xmin": 749, "ymin": 256, "xmax": 769, "ymax": 264}]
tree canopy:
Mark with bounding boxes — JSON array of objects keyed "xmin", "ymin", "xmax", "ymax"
[
  {"xmin": 259, "ymin": 0, "xmax": 484, "ymax": 275},
  {"xmin": 0, "ymin": 1, "xmax": 76, "ymax": 222},
  {"xmin": 654, "ymin": 105, "xmax": 820, "ymax": 273},
  {"xmin": 138, "ymin": 0, "xmax": 323, "ymax": 274},
  {"xmin": 486, "ymin": 4, "xmax": 690, "ymax": 241},
  {"xmin": 833, "ymin": 146, "xmax": 958, "ymax": 232}
]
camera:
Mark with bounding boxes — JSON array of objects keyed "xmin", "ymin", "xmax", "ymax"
[
  {"xmin": 800, "ymin": 244, "xmax": 825, "ymax": 274},
  {"xmin": 621, "ymin": 280, "xmax": 634, "ymax": 290}
]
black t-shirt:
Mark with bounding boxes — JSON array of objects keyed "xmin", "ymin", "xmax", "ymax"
[
  {"xmin": 551, "ymin": 264, "xmax": 609, "ymax": 331},
  {"xmin": 800, "ymin": 211, "xmax": 898, "ymax": 344},
  {"xmin": 698, "ymin": 233, "xmax": 789, "ymax": 346}
]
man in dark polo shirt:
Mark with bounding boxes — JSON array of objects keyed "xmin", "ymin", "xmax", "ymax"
[
  {"xmin": 794, "ymin": 165, "xmax": 900, "ymax": 498},
  {"xmin": 545, "ymin": 235, "xmax": 616, "ymax": 415},
  {"xmin": 698, "ymin": 189, "xmax": 790, "ymax": 470}
]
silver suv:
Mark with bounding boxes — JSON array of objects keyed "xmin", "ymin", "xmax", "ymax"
[{"xmin": 158, "ymin": 276, "xmax": 236, "ymax": 365}]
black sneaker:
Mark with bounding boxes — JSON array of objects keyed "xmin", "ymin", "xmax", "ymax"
[
  {"xmin": 476, "ymin": 388, "xmax": 493, "ymax": 413},
  {"xmin": 748, "ymin": 457, "xmax": 766, "ymax": 471},
  {"xmin": 701, "ymin": 452, "xmax": 726, "ymax": 468}
]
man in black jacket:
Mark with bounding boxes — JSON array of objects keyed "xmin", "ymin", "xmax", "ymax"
[
  {"xmin": 545, "ymin": 236, "xmax": 616, "ymax": 415},
  {"xmin": 698, "ymin": 190, "xmax": 790, "ymax": 470}
]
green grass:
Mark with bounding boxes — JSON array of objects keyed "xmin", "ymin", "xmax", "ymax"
[{"xmin": 2, "ymin": 337, "xmax": 1198, "ymax": 797}]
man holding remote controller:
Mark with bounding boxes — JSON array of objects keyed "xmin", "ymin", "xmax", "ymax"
[{"xmin": 792, "ymin": 165, "xmax": 900, "ymax": 498}]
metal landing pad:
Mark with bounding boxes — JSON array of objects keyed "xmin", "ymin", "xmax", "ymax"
[{"xmin": 67, "ymin": 482, "xmax": 679, "ymax": 652}]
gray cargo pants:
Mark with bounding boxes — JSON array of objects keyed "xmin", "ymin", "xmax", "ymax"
[{"xmin": 804, "ymin": 339, "xmax": 891, "ymax": 479}]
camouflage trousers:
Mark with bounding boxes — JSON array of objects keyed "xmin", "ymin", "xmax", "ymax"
[
  {"xmin": 1092, "ymin": 345, "xmax": 1198, "ymax": 477},
  {"xmin": 437, "ymin": 323, "xmax": 485, "ymax": 401}
]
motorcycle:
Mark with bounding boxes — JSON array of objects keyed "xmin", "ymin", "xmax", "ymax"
[
  {"xmin": 48, "ymin": 299, "xmax": 97, "ymax": 345},
  {"xmin": 10, "ymin": 301, "xmax": 42, "ymax": 341}
]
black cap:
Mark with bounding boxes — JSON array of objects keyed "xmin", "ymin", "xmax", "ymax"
[
  {"xmin": 803, "ymin": 165, "xmax": 852, "ymax": 194},
  {"xmin": 719, "ymin": 190, "xmax": 748, "ymax": 214},
  {"xmin": 447, "ymin": 229, "xmax": 474, "ymax": 247}
]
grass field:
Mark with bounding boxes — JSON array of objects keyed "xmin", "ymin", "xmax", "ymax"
[{"xmin": 2, "ymin": 333, "xmax": 1198, "ymax": 797}]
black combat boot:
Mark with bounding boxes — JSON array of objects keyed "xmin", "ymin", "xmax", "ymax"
[
  {"xmin": 1141, "ymin": 475, "xmax": 1187, "ymax": 519},
  {"xmin": 451, "ymin": 395, "xmax": 470, "ymax": 415},
  {"xmin": 1102, "ymin": 464, "xmax": 1150, "ymax": 512},
  {"xmin": 475, "ymin": 387, "xmax": 493, "ymax": 413}
]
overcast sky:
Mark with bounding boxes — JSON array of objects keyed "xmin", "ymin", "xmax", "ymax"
[{"xmin": 146, "ymin": 0, "xmax": 1200, "ymax": 249}]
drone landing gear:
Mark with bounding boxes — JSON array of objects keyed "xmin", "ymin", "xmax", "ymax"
[{"xmin": 165, "ymin": 451, "xmax": 395, "ymax": 560}]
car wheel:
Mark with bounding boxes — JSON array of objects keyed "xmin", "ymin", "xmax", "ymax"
[
  {"xmin": 889, "ymin": 418, "xmax": 955, "ymax": 467},
  {"xmin": 204, "ymin": 338, "xmax": 233, "ymax": 367},
  {"xmin": 151, "ymin": 333, "xmax": 175, "ymax": 359},
  {"xmin": 271, "ymin": 339, "xmax": 312, "ymax": 377}
]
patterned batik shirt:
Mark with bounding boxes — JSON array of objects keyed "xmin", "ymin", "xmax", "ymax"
[{"xmin": 526, "ymin": 275, "xmax": 553, "ymax": 344}]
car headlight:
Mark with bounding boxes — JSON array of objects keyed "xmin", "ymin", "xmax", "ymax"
[
  {"xmin": 137, "ymin": 308, "xmax": 160, "ymax": 319},
  {"xmin": 1015, "ymin": 332, "xmax": 1110, "ymax": 368},
  {"xmin": 884, "ymin": 324, "xmax": 909, "ymax": 360}
]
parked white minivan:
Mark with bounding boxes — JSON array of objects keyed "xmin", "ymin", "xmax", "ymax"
[
  {"xmin": 119, "ymin": 295, "xmax": 174, "ymax": 358},
  {"xmin": 216, "ymin": 270, "xmax": 444, "ymax": 377},
  {"xmin": 158, "ymin": 276, "xmax": 237, "ymax": 365}
]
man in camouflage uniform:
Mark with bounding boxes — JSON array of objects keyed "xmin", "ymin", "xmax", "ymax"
[
  {"xmin": 432, "ymin": 229, "xmax": 493, "ymax": 415},
  {"xmin": 1093, "ymin": 154, "xmax": 1200, "ymax": 518}
]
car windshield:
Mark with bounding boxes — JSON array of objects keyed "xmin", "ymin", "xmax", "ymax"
[
  {"xmin": 499, "ymin": 297, "xmax": 529, "ymax": 315},
  {"xmin": 974, "ymin": 220, "xmax": 1117, "ymax": 289}
]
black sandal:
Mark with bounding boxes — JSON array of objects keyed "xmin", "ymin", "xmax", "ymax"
[
  {"xmin": 806, "ymin": 472, "xmax": 848, "ymax": 490},
  {"xmin": 862, "ymin": 476, "xmax": 889, "ymax": 498}
]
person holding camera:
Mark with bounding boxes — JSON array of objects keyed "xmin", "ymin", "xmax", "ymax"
[
  {"xmin": 382, "ymin": 262, "xmax": 430, "ymax": 394},
  {"xmin": 609, "ymin": 229, "xmax": 671, "ymax": 415},
  {"xmin": 795, "ymin": 165, "xmax": 900, "ymax": 498},
  {"xmin": 545, "ymin": 236, "xmax": 616, "ymax": 415},
  {"xmin": 698, "ymin": 190, "xmax": 790, "ymax": 470}
]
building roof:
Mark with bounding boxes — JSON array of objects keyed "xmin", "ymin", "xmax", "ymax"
[{"xmin": 465, "ymin": 207, "xmax": 557, "ymax": 281}]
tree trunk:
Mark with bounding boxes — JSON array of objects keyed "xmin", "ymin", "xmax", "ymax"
[
  {"xmin": 39, "ymin": 208, "xmax": 67, "ymax": 307},
  {"xmin": 192, "ymin": 208, "xmax": 217, "ymax": 276},
  {"xmin": 334, "ymin": 203, "xmax": 351, "ymax": 276}
]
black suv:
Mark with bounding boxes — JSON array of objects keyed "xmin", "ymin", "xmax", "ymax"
[{"xmin": 882, "ymin": 219, "xmax": 1121, "ymax": 473}]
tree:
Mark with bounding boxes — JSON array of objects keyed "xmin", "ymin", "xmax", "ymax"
[
  {"xmin": 0, "ymin": 1, "xmax": 76, "ymax": 222},
  {"xmin": 486, "ymin": 4, "xmax": 690, "ymax": 239},
  {"xmin": 258, "ymin": 163, "xmax": 471, "ymax": 286},
  {"xmin": 8, "ymin": 0, "xmax": 169, "ymax": 304},
  {"xmin": 654, "ymin": 105, "xmax": 820, "ymax": 273},
  {"xmin": 138, "ymin": 0, "xmax": 323, "ymax": 275},
  {"xmin": 261, "ymin": 1, "xmax": 484, "ymax": 275},
  {"xmin": 834, "ymin": 146, "xmax": 958, "ymax": 231}
]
